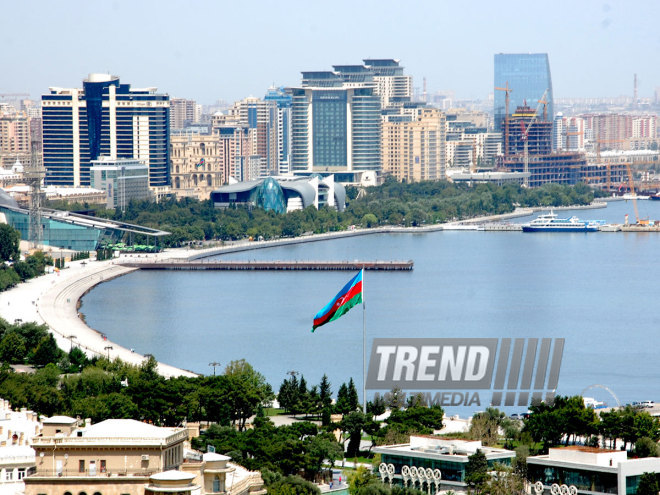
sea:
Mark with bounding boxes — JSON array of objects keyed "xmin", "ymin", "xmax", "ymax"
[{"xmin": 81, "ymin": 199, "xmax": 660, "ymax": 414}]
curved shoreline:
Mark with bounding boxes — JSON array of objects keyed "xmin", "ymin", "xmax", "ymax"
[{"xmin": 0, "ymin": 204, "xmax": 602, "ymax": 378}]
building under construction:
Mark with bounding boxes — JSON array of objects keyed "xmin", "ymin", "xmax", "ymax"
[{"xmin": 500, "ymin": 104, "xmax": 625, "ymax": 187}]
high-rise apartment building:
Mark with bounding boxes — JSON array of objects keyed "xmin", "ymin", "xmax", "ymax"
[
  {"xmin": 41, "ymin": 74, "xmax": 170, "ymax": 187},
  {"xmin": 363, "ymin": 59, "xmax": 413, "ymax": 109},
  {"xmin": 264, "ymin": 87, "xmax": 292, "ymax": 175},
  {"xmin": 170, "ymin": 98, "xmax": 201, "ymax": 130},
  {"xmin": 288, "ymin": 67, "xmax": 381, "ymax": 175},
  {"xmin": 494, "ymin": 53, "xmax": 554, "ymax": 134},
  {"xmin": 0, "ymin": 111, "xmax": 31, "ymax": 168},
  {"xmin": 382, "ymin": 106, "xmax": 446, "ymax": 182}
]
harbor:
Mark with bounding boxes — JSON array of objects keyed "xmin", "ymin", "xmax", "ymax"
[{"xmin": 118, "ymin": 260, "xmax": 414, "ymax": 271}]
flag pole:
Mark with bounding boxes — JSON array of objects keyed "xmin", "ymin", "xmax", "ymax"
[{"xmin": 362, "ymin": 266, "xmax": 366, "ymax": 415}]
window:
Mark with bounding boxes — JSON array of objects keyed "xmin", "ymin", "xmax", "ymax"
[{"xmin": 100, "ymin": 460, "xmax": 106, "ymax": 473}]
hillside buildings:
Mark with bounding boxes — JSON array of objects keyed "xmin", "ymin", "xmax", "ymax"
[{"xmin": 41, "ymin": 74, "xmax": 170, "ymax": 187}]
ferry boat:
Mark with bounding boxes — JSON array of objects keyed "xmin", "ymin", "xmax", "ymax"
[{"xmin": 522, "ymin": 211, "xmax": 602, "ymax": 232}]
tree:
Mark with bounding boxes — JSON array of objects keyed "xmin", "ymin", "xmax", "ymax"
[
  {"xmin": 342, "ymin": 411, "xmax": 367, "ymax": 458},
  {"xmin": 634, "ymin": 437, "xmax": 659, "ymax": 458},
  {"xmin": 223, "ymin": 359, "xmax": 274, "ymax": 430},
  {"xmin": 347, "ymin": 377, "xmax": 359, "ymax": 412},
  {"xmin": 0, "ymin": 224, "xmax": 20, "ymax": 262},
  {"xmin": 268, "ymin": 475, "xmax": 321, "ymax": 495},
  {"xmin": 336, "ymin": 382, "xmax": 351, "ymax": 416},
  {"xmin": 0, "ymin": 331, "xmax": 26, "ymax": 363},
  {"xmin": 637, "ymin": 472, "xmax": 660, "ymax": 495},
  {"xmin": 367, "ymin": 394, "xmax": 386, "ymax": 418},
  {"xmin": 31, "ymin": 334, "xmax": 62, "ymax": 367},
  {"xmin": 348, "ymin": 466, "xmax": 377, "ymax": 495},
  {"xmin": 464, "ymin": 449, "xmax": 489, "ymax": 494}
]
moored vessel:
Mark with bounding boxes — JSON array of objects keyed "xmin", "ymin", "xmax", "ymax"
[{"xmin": 522, "ymin": 211, "xmax": 602, "ymax": 232}]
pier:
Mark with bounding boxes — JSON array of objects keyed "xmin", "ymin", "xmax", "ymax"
[{"xmin": 118, "ymin": 260, "xmax": 414, "ymax": 271}]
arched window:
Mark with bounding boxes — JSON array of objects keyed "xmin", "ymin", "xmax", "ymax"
[
  {"xmin": 79, "ymin": 492, "xmax": 88, "ymax": 495},
  {"xmin": 213, "ymin": 476, "xmax": 221, "ymax": 492},
  {"xmin": 64, "ymin": 492, "xmax": 73, "ymax": 495},
  {"xmin": 207, "ymin": 174, "xmax": 212, "ymax": 187},
  {"xmin": 200, "ymin": 143, "xmax": 206, "ymax": 155},
  {"xmin": 175, "ymin": 165, "xmax": 180, "ymax": 174},
  {"xmin": 93, "ymin": 492, "xmax": 102, "ymax": 495},
  {"xmin": 175, "ymin": 177, "xmax": 181, "ymax": 189},
  {"xmin": 193, "ymin": 175, "xmax": 198, "ymax": 186}
]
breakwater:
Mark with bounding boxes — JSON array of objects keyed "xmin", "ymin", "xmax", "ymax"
[{"xmin": 119, "ymin": 260, "xmax": 414, "ymax": 271}]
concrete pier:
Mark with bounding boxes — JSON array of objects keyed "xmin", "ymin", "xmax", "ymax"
[{"xmin": 119, "ymin": 260, "xmax": 414, "ymax": 271}]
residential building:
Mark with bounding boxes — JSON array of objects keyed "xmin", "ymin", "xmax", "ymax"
[
  {"xmin": 211, "ymin": 113, "xmax": 254, "ymax": 181},
  {"xmin": 0, "ymin": 110, "xmax": 31, "ymax": 168},
  {"xmin": 288, "ymin": 65, "xmax": 381, "ymax": 176},
  {"xmin": 170, "ymin": 98, "xmax": 202, "ymax": 130},
  {"xmin": 0, "ymin": 399, "xmax": 41, "ymax": 495},
  {"xmin": 170, "ymin": 132, "xmax": 228, "ymax": 200},
  {"xmin": 381, "ymin": 106, "xmax": 446, "ymax": 182},
  {"xmin": 41, "ymin": 73, "xmax": 170, "ymax": 187},
  {"xmin": 181, "ymin": 451, "xmax": 266, "ymax": 495},
  {"xmin": 211, "ymin": 175, "xmax": 346, "ymax": 213},
  {"xmin": 527, "ymin": 446, "xmax": 660, "ymax": 495},
  {"xmin": 373, "ymin": 435, "xmax": 515, "ymax": 494},
  {"xmin": 363, "ymin": 59, "xmax": 413, "ymax": 109},
  {"xmin": 494, "ymin": 53, "xmax": 554, "ymax": 134},
  {"xmin": 90, "ymin": 156, "xmax": 151, "ymax": 210},
  {"xmin": 264, "ymin": 87, "xmax": 292, "ymax": 175}
]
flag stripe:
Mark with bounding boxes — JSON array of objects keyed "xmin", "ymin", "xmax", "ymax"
[
  {"xmin": 311, "ymin": 270, "xmax": 363, "ymax": 332},
  {"xmin": 313, "ymin": 281, "xmax": 362, "ymax": 328}
]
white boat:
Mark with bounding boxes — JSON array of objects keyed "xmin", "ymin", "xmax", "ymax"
[
  {"xmin": 599, "ymin": 224, "xmax": 622, "ymax": 232},
  {"xmin": 522, "ymin": 211, "xmax": 602, "ymax": 232}
]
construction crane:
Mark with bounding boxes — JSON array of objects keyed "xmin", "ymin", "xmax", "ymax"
[
  {"xmin": 625, "ymin": 163, "xmax": 647, "ymax": 225},
  {"xmin": 494, "ymin": 82, "xmax": 512, "ymax": 158},
  {"xmin": 520, "ymin": 89, "xmax": 549, "ymax": 187}
]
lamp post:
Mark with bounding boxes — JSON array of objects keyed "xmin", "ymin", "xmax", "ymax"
[
  {"xmin": 104, "ymin": 345, "xmax": 113, "ymax": 360},
  {"xmin": 209, "ymin": 361, "xmax": 221, "ymax": 376},
  {"xmin": 66, "ymin": 334, "xmax": 77, "ymax": 352}
]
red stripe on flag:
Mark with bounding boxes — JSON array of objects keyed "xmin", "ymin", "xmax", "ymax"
[{"xmin": 313, "ymin": 280, "xmax": 362, "ymax": 328}]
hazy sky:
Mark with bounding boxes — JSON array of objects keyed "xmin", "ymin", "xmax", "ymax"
[{"xmin": 3, "ymin": 0, "xmax": 659, "ymax": 104}]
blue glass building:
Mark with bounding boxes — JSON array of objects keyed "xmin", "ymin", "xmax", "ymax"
[
  {"xmin": 494, "ymin": 53, "xmax": 554, "ymax": 133},
  {"xmin": 42, "ymin": 74, "xmax": 170, "ymax": 187}
]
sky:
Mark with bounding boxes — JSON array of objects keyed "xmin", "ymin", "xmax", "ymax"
[{"xmin": 2, "ymin": 0, "xmax": 660, "ymax": 105}]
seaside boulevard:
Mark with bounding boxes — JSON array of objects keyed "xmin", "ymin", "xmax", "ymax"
[{"xmin": 0, "ymin": 206, "xmax": 565, "ymax": 379}]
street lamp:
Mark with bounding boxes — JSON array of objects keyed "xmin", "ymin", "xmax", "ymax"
[
  {"xmin": 66, "ymin": 334, "xmax": 77, "ymax": 352},
  {"xmin": 209, "ymin": 362, "xmax": 221, "ymax": 376},
  {"xmin": 104, "ymin": 345, "xmax": 113, "ymax": 360}
]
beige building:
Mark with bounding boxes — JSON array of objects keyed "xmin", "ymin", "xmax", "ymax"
[
  {"xmin": 25, "ymin": 416, "xmax": 267, "ymax": 495},
  {"xmin": 0, "ymin": 111, "xmax": 31, "ymax": 168},
  {"xmin": 170, "ymin": 133, "xmax": 229, "ymax": 200},
  {"xmin": 382, "ymin": 107, "xmax": 446, "ymax": 182},
  {"xmin": 25, "ymin": 417, "xmax": 189, "ymax": 495}
]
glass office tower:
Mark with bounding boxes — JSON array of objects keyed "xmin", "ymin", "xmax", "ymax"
[
  {"xmin": 494, "ymin": 53, "xmax": 553, "ymax": 133},
  {"xmin": 42, "ymin": 74, "xmax": 169, "ymax": 187}
]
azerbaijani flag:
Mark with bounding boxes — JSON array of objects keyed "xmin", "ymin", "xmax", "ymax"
[{"xmin": 312, "ymin": 269, "xmax": 363, "ymax": 332}]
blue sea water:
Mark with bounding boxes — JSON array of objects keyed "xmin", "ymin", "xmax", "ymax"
[{"xmin": 81, "ymin": 200, "xmax": 660, "ymax": 414}]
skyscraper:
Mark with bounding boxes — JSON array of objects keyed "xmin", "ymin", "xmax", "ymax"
[
  {"xmin": 494, "ymin": 53, "xmax": 553, "ymax": 133},
  {"xmin": 264, "ymin": 87, "xmax": 292, "ymax": 175},
  {"xmin": 42, "ymin": 74, "xmax": 169, "ymax": 187},
  {"xmin": 288, "ymin": 67, "xmax": 381, "ymax": 175}
]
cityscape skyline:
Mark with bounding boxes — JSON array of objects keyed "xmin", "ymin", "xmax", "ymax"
[{"xmin": 2, "ymin": 0, "xmax": 660, "ymax": 104}]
